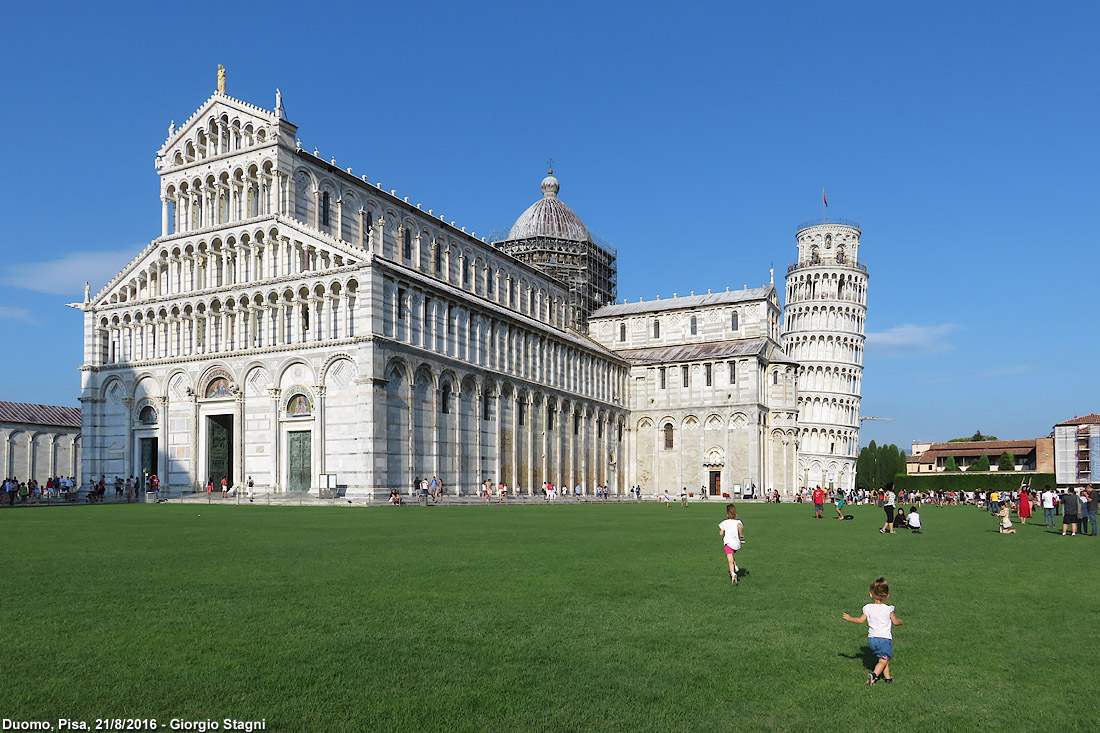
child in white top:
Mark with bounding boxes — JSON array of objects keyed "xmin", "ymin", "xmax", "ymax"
[
  {"xmin": 842, "ymin": 577, "xmax": 903, "ymax": 685},
  {"xmin": 906, "ymin": 506, "xmax": 922, "ymax": 534},
  {"xmin": 718, "ymin": 504, "xmax": 745, "ymax": 587}
]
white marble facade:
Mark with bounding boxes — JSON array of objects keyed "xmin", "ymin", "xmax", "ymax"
[
  {"xmin": 781, "ymin": 222, "xmax": 867, "ymax": 492},
  {"xmin": 78, "ymin": 89, "xmax": 628, "ymax": 498},
  {"xmin": 1, "ymin": 403, "xmax": 82, "ymax": 485},
  {"xmin": 588, "ymin": 288, "xmax": 799, "ymax": 498}
]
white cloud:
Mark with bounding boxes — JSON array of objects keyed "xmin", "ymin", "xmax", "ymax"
[
  {"xmin": 1, "ymin": 249, "xmax": 138, "ymax": 296},
  {"xmin": 865, "ymin": 323, "xmax": 960, "ymax": 356},
  {"xmin": 0, "ymin": 306, "xmax": 39, "ymax": 325}
]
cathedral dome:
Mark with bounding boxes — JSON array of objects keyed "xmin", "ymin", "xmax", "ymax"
[{"xmin": 506, "ymin": 172, "xmax": 591, "ymax": 242}]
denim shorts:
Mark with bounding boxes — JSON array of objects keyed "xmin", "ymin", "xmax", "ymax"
[{"xmin": 868, "ymin": 636, "xmax": 893, "ymax": 659}]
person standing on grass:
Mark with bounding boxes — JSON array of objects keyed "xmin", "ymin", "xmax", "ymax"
[
  {"xmin": 1041, "ymin": 485, "xmax": 1056, "ymax": 528},
  {"xmin": 1085, "ymin": 486, "xmax": 1098, "ymax": 537},
  {"xmin": 812, "ymin": 486, "xmax": 825, "ymax": 519},
  {"xmin": 1061, "ymin": 489, "xmax": 1080, "ymax": 536},
  {"xmin": 879, "ymin": 483, "xmax": 897, "ymax": 534},
  {"xmin": 1078, "ymin": 488, "xmax": 1093, "ymax": 536},
  {"xmin": 718, "ymin": 504, "xmax": 745, "ymax": 587},
  {"xmin": 1017, "ymin": 481, "xmax": 1032, "ymax": 525},
  {"xmin": 834, "ymin": 490, "xmax": 847, "ymax": 519},
  {"xmin": 842, "ymin": 577, "xmax": 903, "ymax": 685}
]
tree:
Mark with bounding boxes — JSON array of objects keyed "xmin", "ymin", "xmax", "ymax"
[
  {"xmin": 967, "ymin": 454, "xmax": 990, "ymax": 472},
  {"xmin": 949, "ymin": 430, "xmax": 998, "ymax": 442},
  {"xmin": 945, "ymin": 455, "xmax": 960, "ymax": 472},
  {"xmin": 856, "ymin": 445, "xmax": 874, "ymax": 490},
  {"xmin": 998, "ymin": 451, "xmax": 1016, "ymax": 472}
]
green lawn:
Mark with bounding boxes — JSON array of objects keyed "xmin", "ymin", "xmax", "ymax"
[{"xmin": 1, "ymin": 501, "xmax": 1096, "ymax": 732}]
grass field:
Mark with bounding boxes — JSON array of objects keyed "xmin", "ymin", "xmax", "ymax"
[{"xmin": 2, "ymin": 501, "xmax": 1097, "ymax": 732}]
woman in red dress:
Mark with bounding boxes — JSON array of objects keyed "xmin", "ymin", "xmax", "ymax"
[{"xmin": 1018, "ymin": 480, "xmax": 1032, "ymax": 525}]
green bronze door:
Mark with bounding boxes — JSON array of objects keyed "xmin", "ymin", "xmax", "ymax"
[
  {"xmin": 207, "ymin": 415, "xmax": 233, "ymax": 488},
  {"xmin": 288, "ymin": 431, "xmax": 311, "ymax": 492}
]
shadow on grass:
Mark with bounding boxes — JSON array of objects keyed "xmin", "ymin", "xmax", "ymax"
[{"xmin": 838, "ymin": 645, "xmax": 878, "ymax": 672}]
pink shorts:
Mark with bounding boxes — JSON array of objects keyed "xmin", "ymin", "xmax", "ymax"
[{"xmin": 724, "ymin": 545, "xmax": 737, "ymax": 556}]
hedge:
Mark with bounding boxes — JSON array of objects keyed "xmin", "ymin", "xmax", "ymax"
[{"xmin": 891, "ymin": 473, "xmax": 1056, "ymax": 493}]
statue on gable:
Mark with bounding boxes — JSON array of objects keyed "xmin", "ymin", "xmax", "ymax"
[
  {"xmin": 217, "ymin": 65, "xmax": 226, "ymax": 93},
  {"xmin": 168, "ymin": 120, "xmax": 175, "ymax": 136}
]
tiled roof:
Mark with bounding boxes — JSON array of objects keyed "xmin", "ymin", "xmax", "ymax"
[
  {"xmin": 609, "ymin": 337, "xmax": 789, "ymax": 365},
  {"xmin": 915, "ymin": 439, "xmax": 1038, "ymax": 464},
  {"xmin": 1055, "ymin": 414, "xmax": 1100, "ymax": 426},
  {"xmin": 0, "ymin": 401, "xmax": 81, "ymax": 428},
  {"xmin": 590, "ymin": 287, "xmax": 772, "ymax": 319}
]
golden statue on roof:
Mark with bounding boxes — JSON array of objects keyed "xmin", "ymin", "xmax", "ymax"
[{"xmin": 217, "ymin": 65, "xmax": 226, "ymax": 93}]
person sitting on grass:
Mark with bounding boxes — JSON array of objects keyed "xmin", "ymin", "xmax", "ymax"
[
  {"xmin": 998, "ymin": 504, "xmax": 1016, "ymax": 534},
  {"xmin": 892, "ymin": 508, "xmax": 908, "ymax": 531},
  {"xmin": 842, "ymin": 577, "xmax": 903, "ymax": 686},
  {"xmin": 906, "ymin": 506, "xmax": 922, "ymax": 534}
]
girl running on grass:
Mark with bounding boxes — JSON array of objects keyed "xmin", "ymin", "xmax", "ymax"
[
  {"xmin": 842, "ymin": 577, "xmax": 903, "ymax": 685},
  {"xmin": 718, "ymin": 504, "xmax": 745, "ymax": 586}
]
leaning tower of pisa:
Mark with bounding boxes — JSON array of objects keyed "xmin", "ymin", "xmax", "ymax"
[{"xmin": 781, "ymin": 220, "xmax": 867, "ymax": 492}]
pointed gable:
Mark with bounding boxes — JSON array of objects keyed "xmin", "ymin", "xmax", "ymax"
[{"xmin": 156, "ymin": 92, "xmax": 292, "ymax": 171}]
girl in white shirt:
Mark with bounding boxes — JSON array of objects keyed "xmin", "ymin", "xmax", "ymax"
[
  {"xmin": 842, "ymin": 577, "xmax": 903, "ymax": 684},
  {"xmin": 718, "ymin": 504, "xmax": 745, "ymax": 586}
]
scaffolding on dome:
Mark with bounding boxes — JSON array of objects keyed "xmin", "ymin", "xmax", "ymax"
[{"xmin": 499, "ymin": 235, "xmax": 617, "ymax": 331}]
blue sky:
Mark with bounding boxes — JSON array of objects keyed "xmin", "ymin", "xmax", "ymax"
[{"xmin": 1, "ymin": 1, "xmax": 1095, "ymax": 451}]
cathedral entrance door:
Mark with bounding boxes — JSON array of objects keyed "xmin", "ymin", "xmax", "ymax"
[
  {"xmin": 288, "ymin": 431, "xmax": 311, "ymax": 492},
  {"xmin": 709, "ymin": 471, "xmax": 721, "ymax": 496},
  {"xmin": 139, "ymin": 437, "xmax": 158, "ymax": 477},
  {"xmin": 207, "ymin": 415, "xmax": 233, "ymax": 488}
]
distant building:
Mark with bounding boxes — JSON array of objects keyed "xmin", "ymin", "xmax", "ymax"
[
  {"xmin": 0, "ymin": 401, "xmax": 82, "ymax": 484},
  {"xmin": 1053, "ymin": 414, "xmax": 1100, "ymax": 486},
  {"xmin": 907, "ymin": 438, "xmax": 1054, "ymax": 475}
]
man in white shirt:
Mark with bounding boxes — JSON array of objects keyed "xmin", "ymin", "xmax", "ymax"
[{"xmin": 1041, "ymin": 485, "xmax": 1057, "ymax": 528}]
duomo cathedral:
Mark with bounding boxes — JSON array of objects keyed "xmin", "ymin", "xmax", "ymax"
[{"xmin": 77, "ymin": 77, "xmax": 867, "ymax": 498}]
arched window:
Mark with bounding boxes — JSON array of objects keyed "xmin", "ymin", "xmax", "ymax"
[
  {"xmin": 653, "ymin": 319, "xmax": 660, "ymax": 339},
  {"xmin": 690, "ymin": 316, "xmax": 697, "ymax": 335},
  {"xmin": 773, "ymin": 371, "xmax": 779, "ymax": 385},
  {"xmin": 441, "ymin": 384, "xmax": 451, "ymax": 414},
  {"xmin": 434, "ymin": 245, "xmax": 443, "ymax": 274},
  {"xmin": 139, "ymin": 405, "xmax": 157, "ymax": 424},
  {"xmin": 619, "ymin": 323, "xmax": 626, "ymax": 342},
  {"xmin": 664, "ymin": 423, "xmax": 674, "ymax": 450},
  {"xmin": 321, "ymin": 192, "xmax": 330, "ymax": 227},
  {"xmin": 731, "ymin": 311, "xmax": 739, "ymax": 330},
  {"xmin": 403, "ymin": 228, "xmax": 412, "ymax": 259},
  {"xmin": 365, "ymin": 211, "xmax": 373, "ymax": 231}
]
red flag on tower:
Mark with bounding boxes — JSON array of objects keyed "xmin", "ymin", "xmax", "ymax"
[{"xmin": 823, "ymin": 188, "xmax": 828, "ymax": 208}]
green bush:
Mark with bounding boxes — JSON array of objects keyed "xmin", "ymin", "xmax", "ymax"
[
  {"xmin": 998, "ymin": 451, "xmax": 1016, "ymax": 472},
  {"xmin": 893, "ymin": 472, "xmax": 1053, "ymax": 493},
  {"xmin": 967, "ymin": 454, "xmax": 991, "ymax": 472},
  {"xmin": 945, "ymin": 456, "xmax": 960, "ymax": 472}
]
